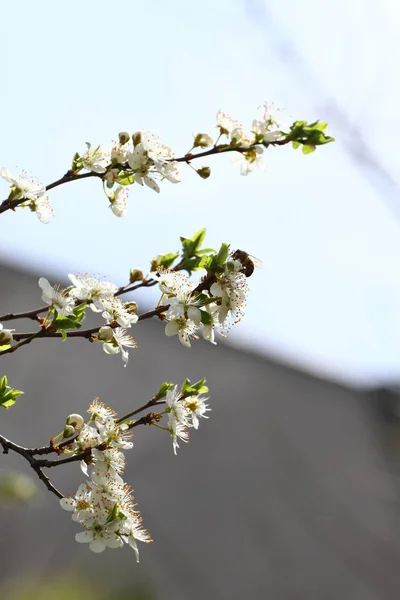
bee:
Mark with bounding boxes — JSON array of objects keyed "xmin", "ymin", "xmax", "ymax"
[{"xmin": 232, "ymin": 250, "xmax": 262, "ymax": 278}]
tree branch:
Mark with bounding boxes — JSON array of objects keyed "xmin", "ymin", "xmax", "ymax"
[
  {"xmin": 0, "ymin": 171, "xmax": 101, "ymax": 215},
  {"xmin": 0, "ymin": 434, "xmax": 63, "ymax": 499},
  {"xmin": 0, "ymin": 139, "xmax": 292, "ymax": 216}
]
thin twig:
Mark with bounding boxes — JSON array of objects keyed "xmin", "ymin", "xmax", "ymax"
[
  {"xmin": 0, "ymin": 434, "xmax": 63, "ymax": 499},
  {"xmin": 0, "ymin": 305, "xmax": 168, "ymax": 359},
  {"xmin": 0, "ymin": 139, "xmax": 293, "ymax": 216},
  {"xmin": 0, "ymin": 330, "xmax": 45, "ymax": 356},
  {"xmin": 0, "ymin": 171, "xmax": 100, "ymax": 215}
]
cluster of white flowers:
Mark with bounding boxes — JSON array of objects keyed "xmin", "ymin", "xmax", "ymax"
[
  {"xmin": 60, "ymin": 399, "xmax": 151, "ymax": 558},
  {"xmin": 165, "ymin": 386, "xmax": 210, "ymax": 454},
  {"xmin": 38, "ymin": 275, "xmax": 137, "ymax": 365},
  {"xmin": 216, "ymin": 102, "xmax": 283, "ymax": 175},
  {"xmin": 151, "ymin": 253, "xmax": 249, "ymax": 347},
  {"xmin": 80, "ymin": 131, "xmax": 181, "ymax": 213},
  {"xmin": 0, "ymin": 104, "xmax": 285, "ymax": 224},
  {"xmin": 0, "ymin": 168, "xmax": 54, "ymax": 223}
]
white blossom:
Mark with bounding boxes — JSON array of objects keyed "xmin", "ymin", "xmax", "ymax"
[
  {"xmin": 209, "ymin": 257, "xmax": 249, "ymax": 326},
  {"xmin": 101, "ymin": 298, "xmax": 138, "ymax": 329},
  {"xmin": 252, "ymin": 102, "xmax": 283, "ymax": 143},
  {"xmin": 32, "ymin": 194, "xmax": 54, "ymax": 223},
  {"xmin": 102, "ymin": 328, "xmax": 136, "ymax": 366},
  {"xmin": 87, "ymin": 398, "xmax": 116, "ymax": 424},
  {"xmin": 92, "ymin": 447, "xmax": 125, "ymax": 477},
  {"xmin": 38, "ymin": 277, "xmax": 75, "ymax": 316},
  {"xmin": 81, "ymin": 145, "xmax": 110, "ymax": 173},
  {"xmin": 165, "ymin": 317, "xmax": 199, "ymax": 348},
  {"xmin": 1, "ymin": 168, "xmax": 45, "ymax": 199},
  {"xmin": 97, "ymin": 417, "xmax": 133, "ymax": 450},
  {"xmin": 60, "ymin": 484, "xmax": 95, "ymax": 523},
  {"xmin": 216, "ymin": 111, "xmax": 240, "ymax": 135},
  {"xmin": 68, "ymin": 274, "xmax": 117, "ymax": 312},
  {"xmin": 230, "ymin": 126, "xmax": 251, "ymax": 147},
  {"xmin": 185, "ymin": 395, "xmax": 211, "ymax": 429},
  {"xmin": 150, "ymin": 269, "xmax": 192, "ymax": 297},
  {"xmin": 165, "ymin": 295, "xmax": 202, "ymax": 326},
  {"xmin": 76, "ymin": 424, "xmax": 101, "ymax": 451},
  {"xmin": 169, "ymin": 419, "xmax": 189, "ymax": 455},
  {"xmin": 75, "ymin": 516, "xmax": 124, "ymax": 553},
  {"xmin": 233, "ymin": 146, "xmax": 265, "ymax": 176},
  {"xmin": 111, "ymin": 141, "xmax": 131, "ymax": 164},
  {"xmin": 110, "ymin": 185, "xmax": 128, "ymax": 217}
]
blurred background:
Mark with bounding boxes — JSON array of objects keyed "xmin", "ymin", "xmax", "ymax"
[{"xmin": 1, "ymin": 1, "xmax": 400, "ymax": 598}]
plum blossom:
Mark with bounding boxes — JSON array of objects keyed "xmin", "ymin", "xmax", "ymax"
[
  {"xmin": 165, "ymin": 317, "xmax": 199, "ymax": 348},
  {"xmin": 38, "ymin": 277, "xmax": 75, "ymax": 316},
  {"xmin": 185, "ymin": 395, "xmax": 211, "ymax": 429},
  {"xmin": 32, "ymin": 194, "xmax": 54, "ymax": 223},
  {"xmin": 216, "ymin": 111, "xmax": 241, "ymax": 136},
  {"xmin": 81, "ymin": 145, "xmax": 110, "ymax": 173},
  {"xmin": 87, "ymin": 398, "xmax": 116, "ymax": 423},
  {"xmin": 252, "ymin": 102, "xmax": 283, "ymax": 143},
  {"xmin": 68, "ymin": 274, "xmax": 117, "ymax": 312},
  {"xmin": 102, "ymin": 327, "xmax": 137, "ymax": 366},
  {"xmin": 1, "ymin": 168, "xmax": 45, "ymax": 199},
  {"xmin": 109, "ymin": 185, "xmax": 128, "ymax": 217},
  {"xmin": 101, "ymin": 298, "xmax": 138, "ymax": 329},
  {"xmin": 233, "ymin": 147, "xmax": 265, "ymax": 176}
]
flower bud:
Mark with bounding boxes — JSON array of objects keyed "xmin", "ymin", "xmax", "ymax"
[
  {"xmin": 98, "ymin": 326, "xmax": 115, "ymax": 343},
  {"xmin": 118, "ymin": 131, "xmax": 130, "ymax": 145},
  {"xmin": 193, "ymin": 133, "xmax": 213, "ymax": 149},
  {"xmin": 66, "ymin": 413, "xmax": 84, "ymax": 429},
  {"xmin": 62, "ymin": 424, "xmax": 76, "ymax": 439},
  {"xmin": 125, "ymin": 301, "xmax": 138, "ymax": 314},
  {"xmin": 0, "ymin": 329, "xmax": 13, "ymax": 345},
  {"xmin": 151, "ymin": 254, "xmax": 162, "ymax": 271},
  {"xmin": 129, "ymin": 269, "xmax": 144, "ymax": 284},
  {"xmin": 197, "ymin": 166, "xmax": 211, "ymax": 179},
  {"xmin": 132, "ymin": 132, "xmax": 142, "ymax": 147}
]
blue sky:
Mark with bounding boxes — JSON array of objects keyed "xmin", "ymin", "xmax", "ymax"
[{"xmin": 1, "ymin": 0, "xmax": 400, "ymax": 386}]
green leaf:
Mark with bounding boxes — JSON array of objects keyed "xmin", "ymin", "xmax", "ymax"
[
  {"xmin": 200, "ymin": 310, "xmax": 212, "ymax": 325},
  {"xmin": 180, "ymin": 228, "xmax": 207, "ymax": 261},
  {"xmin": 0, "ymin": 345, "xmax": 10, "ymax": 351},
  {"xmin": 117, "ymin": 172, "xmax": 134, "ymax": 186},
  {"xmin": 155, "ymin": 381, "xmax": 175, "ymax": 400},
  {"xmin": 0, "ymin": 376, "xmax": 24, "ymax": 409},
  {"xmin": 292, "ymin": 141, "xmax": 300, "ymax": 150},
  {"xmin": 158, "ymin": 252, "xmax": 179, "ymax": 269},
  {"xmin": 181, "ymin": 378, "xmax": 208, "ymax": 398},
  {"xmin": 207, "ymin": 242, "xmax": 230, "ymax": 273},
  {"xmin": 0, "ymin": 376, "xmax": 8, "ymax": 392},
  {"xmin": 196, "ymin": 247, "xmax": 215, "ymax": 255},
  {"xmin": 302, "ymin": 144, "xmax": 316, "ymax": 155},
  {"xmin": 52, "ymin": 303, "xmax": 87, "ymax": 331},
  {"xmin": 71, "ymin": 152, "xmax": 82, "ymax": 172},
  {"xmin": 190, "ymin": 228, "xmax": 206, "ymax": 250},
  {"xmin": 304, "ymin": 120, "xmax": 328, "ymax": 132}
]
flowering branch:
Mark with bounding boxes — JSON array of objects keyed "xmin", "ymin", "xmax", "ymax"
[{"xmin": 0, "ymin": 103, "xmax": 333, "ymax": 559}]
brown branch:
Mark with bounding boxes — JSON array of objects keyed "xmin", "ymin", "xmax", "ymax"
[
  {"xmin": 0, "ymin": 139, "xmax": 293, "ymax": 216},
  {"xmin": 0, "ymin": 434, "xmax": 63, "ymax": 499},
  {"xmin": 0, "ymin": 306, "xmax": 48, "ymax": 323},
  {"xmin": 0, "ymin": 171, "xmax": 101, "ymax": 215},
  {"xmin": 173, "ymin": 138, "xmax": 290, "ymax": 164},
  {"xmin": 0, "ymin": 278, "xmax": 156, "ymax": 323},
  {"xmin": 0, "ymin": 330, "xmax": 45, "ymax": 356},
  {"xmin": 0, "ymin": 305, "xmax": 168, "ymax": 359}
]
